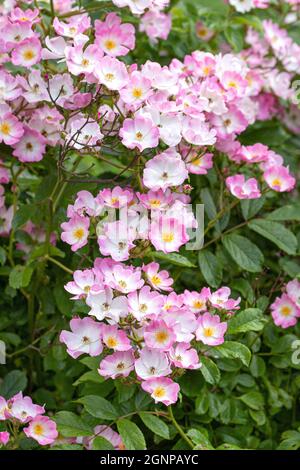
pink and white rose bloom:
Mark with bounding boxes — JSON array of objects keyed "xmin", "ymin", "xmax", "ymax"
[
  {"xmin": 60, "ymin": 317, "xmax": 103, "ymax": 358},
  {"xmin": 119, "ymin": 115, "xmax": 159, "ymax": 151},
  {"xmin": 169, "ymin": 343, "xmax": 201, "ymax": 369},
  {"xmin": 196, "ymin": 312, "xmax": 227, "ymax": 346},
  {"xmin": 144, "ymin": 320, "xmax": 176, "ymax": 351},
  {"xmin": 270, "ymin": 293, "xmax": 300, "ymax": 329},
  {"xmin": 263, "ymin": 166, "xmax": 296, "ymax": 192},
  {"xmin": 98, "ymin": 350, "xmax": 135, "ymax": 378},
  {"xmin": 143, "ymin": 149, "xmax": 188, "ymax": 191},
  {"xmin": 61, "ymin": 214, "xmax": 90, "ymax": 252},
  {"xmin": 226, "ymin": 174, "xmax": 261, "ymax": 199},
  {"xmin": 135, "ymin": 347, "xmax": 171, "ymax": 380},
  {"xmin": 141, "ymin": 377, "xmax": 180, "ymax": 405},
  {"xmin": 24, "ymin": 416, "xmax": 58, "ymax": 446},
  {"xmin": 95, "ymin": 56, "xmax": 129, "ymax": 90},
  {"xmin": 101, "ymin": 324, "xmax": 132, "ymax": 351}
]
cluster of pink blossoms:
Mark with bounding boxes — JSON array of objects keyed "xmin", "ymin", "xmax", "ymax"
[
  {"xmin": 61, "ymin": 183, "xmax": 196, "ymax": 259},
  {"xmin": 60, "ymin": 258, "xmax": 240, "ymax": 405},
  {"xmin": 0, "ymin": 392, "xmax": 58, "ymax": 446},
  {"xmin": 270, "ymin": 279, "xmax": 300, "ymax": 329},
  {"xmin": 0, "ymin": 3, "xmax": 296, "ymax": 244}
]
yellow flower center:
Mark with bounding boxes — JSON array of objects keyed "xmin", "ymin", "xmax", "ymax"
[
  {"xmin": 106, "ymin": 336, "xmax": 118, "ymax": 348},
  {"xmin": 0, "ymin": 122, "xmax": 11, "ymax": 135},
  {"xmin": 104, "ymin": 39, "xmax": 116, "ymax": 51},
  {"xmin": 105, "ymin": 73, "xmax": 115, "ymax": 82},
  {"xmin": 228, "ymin": 81, "xmax": 237, "ymax": 88},
  {"xmin": 140, "ymin": 303, "xmax": 148, "ymax": 312},
  {"xmin": 153, "ymin": 387, "xmax": 166, "ymax": 398},
  {"xmin": 203, "ymin": 66, "xmax": 211, "ymax": 76},
  {"xmin": 192, "ymin": 158, "xmax": 202, "ymax": 166},
  {"xmin": 151, "ymin": 275, "xmax": 161, "ymax": 286},
  {"xmin": 281, "ymin": 306, "xmax": 292, "ymax": 316},
  {"xmin": 197, "ymin": 27, "xmax": 207, "ymax": 37},
  {"xmin": 162, "ymin": 232, "xmax": 174, "ymax": 243},
  {"xmin": 73, "ymin": 228, "xmax": 85, "ymax": 240},
  {"xmin": 193, "ymin": 300, "xmax": 204, "ymax": 308},
  {"xmin": 23, "ymin": 49, "xmax": 35, "ymax": 61},
  {"xmin": 149, "ymin": 199, "xmax": 161, "ymax": 208},
  {"xmin": 272, "ymin": 178, "xmax": 282, "ymax": 188},
  {"xmin": 203, "ymin": 327, "xmax": 214, "ymax": 337},
  {"xmin": 81, "ymin": 58, "xmax": 90, "ymax": 67},
  {"xmin": 135, "ymin": 131, "xmax": 143, "ymax": 140},
  {"xmin": 118, "ymin": 280, "xmax": 127, "ymax": 289},
  {"xmin": 33, "ymin": 424, "xmax": 44, "ymax": 436},
  {"xmin": 132, "ymin": 87, "xmax": 143, "ymax": 98},
  {"xmin": 155, "ymin": 330, "xmax": 169, "ymax": 343}
]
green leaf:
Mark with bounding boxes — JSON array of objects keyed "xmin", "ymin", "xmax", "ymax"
[
  {"xmin": 0, "ymin": 370, "xmax": 27, "ymax": 399},
  {"xmin": 12, "ymin": 204, "xmax": 36, "ymax": 230},
  {"xmin": 248, "ymin": 219, "xmax": 297, "ymax": 255},
  {"xmin": 267, "ymin": 204, "xmax": 300, "ymax": 221},
  {"xmin": 92, "ymin": 436, "xmax": 115, "ymax": 450},
  {"xmin": 241, "ymin": 121, "xmax": 289, "ymax": 146},
  {"xmin": 210, "ymin": 341, "xmax": 251, "ymax": 366},
  {"xmin": 230, "ymin": 279, "xmax": 255, "ymax": 304},
  {"xmin": 227, "ymin": 308, "xmax": 266, "ymax": 334},
  {"xmin": 279, "ymin": 258, "xmax": 300, "ymax": 278},
  {"xmin": 200, "ymin": 357, "xmax": 221, "ymax": 385},
  {"xmin": 139, "ymin": 412, "xmax": 170, "ymax": 440},
  {"xmin": 200, "ymin": 188, "xmax": 217, "ymax": 219},
  {"xmin": 0, "ymin": 247, "xmax": 6, "ymax": 266},
  {"xmin": 54, "ymin": 411, "xmax": 93, "ymax": 437},
  {"xmin": 117, "ymin": 419, "xmax": 146, "ymax": 450},
  {"xmin": 278, "ymin": 431, "xmax": 300, "ymax": 450},
  {"xmin": 239, "ymin": 391, "xmax": 264, "ymax": 410},
  {"xmin": 9, "ymin": 264, "xmax": 34, "ymax": 289},
  {"xmin": 152, "ymin": 251, "xmax": 196, "ymax": 268},
  {"xmin": 77, "ymin": 395, "xmax": 118, "ymax": 420},
  {"xmin": 240, "ymin": 197, "xmax": 265, "ymax": 220},
  {"xmin": 187, "ymin": 428, "xmax": 214, "ymax": 450},
  {"xmin": 80, "ymin": 357, "xmax": 101, "ymax": 370},
  {"xmin": 249, "ymin": 409, "xmax": 266, "ymax": 426},
  {"xmin": 217, "ymin": 443, "xmax": 241, "ymax": 450},
  {"xmin": 222, "ymin": 234, "xmax": 264, "ymax": 272},
  {"xmin": 249, "ymin": 356, "xmax": 266, "ymax": 378},
  {"xmin": 224, "ymin": 25, "xmax": 244, "ymax": 51},
  {"xmin": 73, "ymin": 370, "xmax": 105, "ymax": 386},
  {"xmin": 198, "ymin": 250, "xmax": 223, "ymax": 288},
  {"xmin": 232, "ymin": 14, "xmax": 262, "ymax": 30}
]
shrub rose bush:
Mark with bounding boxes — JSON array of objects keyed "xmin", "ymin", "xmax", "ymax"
[{"xmin": 0, "ymin": 0, "xmax": 299, "ymax": 451}]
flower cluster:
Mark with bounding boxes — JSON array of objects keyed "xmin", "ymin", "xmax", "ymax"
[
  {"xmin": 60, "ymin": 258, "xmax": 240, "ymax": 405},
  {"xmin": 0, "ymin": 392, "xmax": 58, "ymax": 446},
  {"xmin": 61, "ymin": 182, "xmax": 196, "ymax": 259},
  {"xmin": 243, "ymin": 20, "xmax": 300, "ymax": 92},
  {"xmin": 0, "ymin": 4, "xmax": 296, "ymax": 247},
  {"xmin": 270, "ymin": 279, "xmax": 300, "ymax": 329}
]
